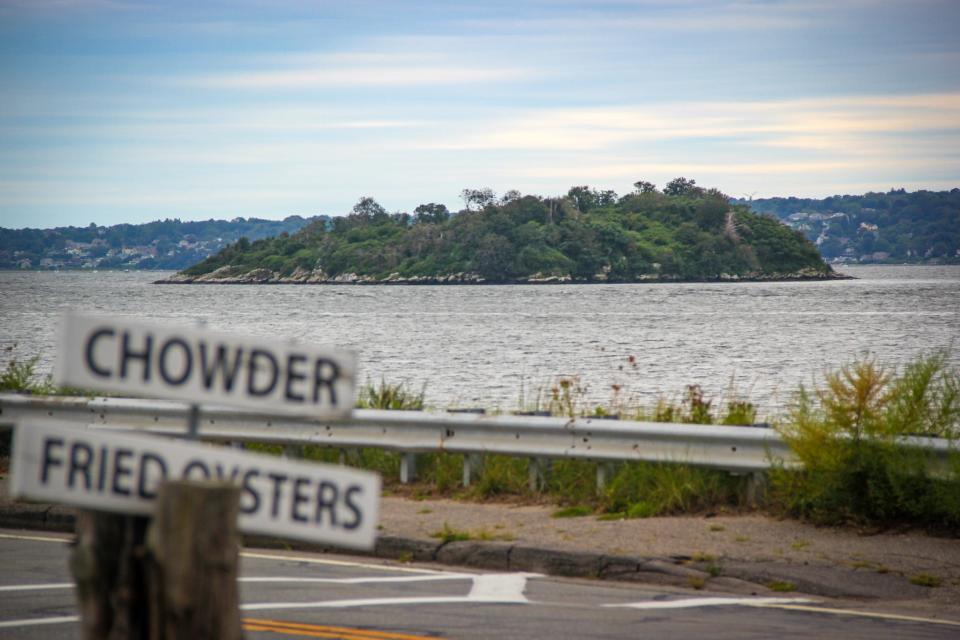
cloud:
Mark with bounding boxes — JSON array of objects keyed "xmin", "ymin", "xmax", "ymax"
[
  {"xmin": 422, "ymin": 93, "xmax": 960, "ymax": 152},
  {"xmin": 519, "ymin": 158, "xmax": 943, "ymax": 180},
  {"xmin": 180, "ymin": 46, "xmax": 531, "ymax": 90}
]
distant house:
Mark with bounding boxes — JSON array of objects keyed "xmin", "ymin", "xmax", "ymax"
[{"xmin": 858, "ymin": 222, "xmax": 879, "ymax": 233}]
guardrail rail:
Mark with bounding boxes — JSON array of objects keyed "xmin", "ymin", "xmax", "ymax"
[{"xmin": 1, "ymin": 393, "xmax": 953, "ymax": 490}]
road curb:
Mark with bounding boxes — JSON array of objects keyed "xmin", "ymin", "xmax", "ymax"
[{"xmin": 0, "ymin": 503, "xmax": 927, "ymax": 601}]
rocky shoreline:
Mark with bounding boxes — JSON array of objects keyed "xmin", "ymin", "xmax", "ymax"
[{"xmin": 154, "ymin": 265, "xmax": 851, "ymax": 285}]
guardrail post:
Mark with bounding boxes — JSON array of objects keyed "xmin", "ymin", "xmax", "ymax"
[
  {"xmin": 463, "ymin": 454, "xmax": 481, "ymax": 487},
  {"xmin": 744, "ymin": 471, "xmax": 768, "ymax": 506},
  {"xmin": 596, "ymin": 463, "xmax": 608, "ymax": 495},
  {"xmin": 400, "ymin": 453, "xmax": 417, "ymax": 484},
  {"xmin": 528, "ymin": 457, "xmax": 550, "ymax": 493},
  {"xmin": 186, "ymin": 404, "xmax": 200, "ymax": 440}
]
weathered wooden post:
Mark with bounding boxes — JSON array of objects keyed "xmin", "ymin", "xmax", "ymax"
[
  {"xmin": 146, "ymin": 481, "xmax": 242, "ymax": 640},
  {"xmin": 70, "ymin": 512, "xmax": 151, "ymax": 640},
  {"xmin": 69, "ymin": 481, "xmax": 242, "ymax": 640}
]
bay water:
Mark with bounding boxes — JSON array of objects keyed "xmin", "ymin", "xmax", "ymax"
[{"xmin": 1, "ymin": 265, "xmax": 957, "ymax": 417}]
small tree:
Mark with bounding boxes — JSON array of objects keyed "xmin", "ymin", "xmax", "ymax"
[
  {"xmin": 664, "ymin": 177, "xmax": 703, "ymax": 197},
  {"xmin": 413, "ymin": 203, "xmax": 450, "ymax": 225},
  {"xmin": 460, "ymin": 188, "xmax": 496, "ymax": 211}
]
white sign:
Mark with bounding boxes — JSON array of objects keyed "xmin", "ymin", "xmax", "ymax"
[
  {"xmin": 55, "ymin": 312, "xmax": 356, "ymax": 417},
  {"xmin": 10, "ymin": 423, "xmax": 380, "ymax": 550}
]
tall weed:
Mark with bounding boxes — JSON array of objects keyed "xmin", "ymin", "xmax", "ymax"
[
  {"xmin": 0, "ymin": 353, "xmax": 56, "ymax": 395},
  {"xmin": 356, "ymin": 378, "xmax": 425, "ymax": 411}
]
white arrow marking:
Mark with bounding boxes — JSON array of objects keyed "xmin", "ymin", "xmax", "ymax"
[
  {"xmin": 468, "ymin": 573, "xmax": 536, "ymax": 603},
  {"xmin": 243, "ymin": 572, "xmax": 539, "ymax": 611}
]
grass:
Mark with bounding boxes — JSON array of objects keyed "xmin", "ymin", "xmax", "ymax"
[
  {"xmin": 429, "ymin": 522, "xmax": 472, "ymax": 543},
  {"xmin": 767, "ymin": 580, "xmax": 797, "ymax": 593},
  {"xmin": 596, "ymin": 512, "xmax": 626, "ymax": 522},
  {"xmin": 909, "ymin": 573, "xmax": 942, "ymax": 588},
  {"xmin": 4, "ymin": 349, "xmax": 957, "ymax": 533},
  {"xmin": 603, "ymin": 462, "xmax": 742, "ymax": 518},
  {"xmin": 473, "ymin": 528, "xmax": 517, "ymax": 542},
  {"xmin": 552, "ymin": 505, "xmax": 594, "ymax": 518},
  {"xmin": 428, "ymin": 522, "xmax": 515, "ymax": 543}
]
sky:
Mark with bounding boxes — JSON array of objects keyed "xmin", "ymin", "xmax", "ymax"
[{"xmin": 1, "ymin": 0, "xmax": 959, "ymax": 229}]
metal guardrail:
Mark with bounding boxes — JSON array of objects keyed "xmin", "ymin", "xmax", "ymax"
[
  {"xmin": 1, "ymin": 394, "xmax": 954, "ymax": 485},
  {"xmin": 0, "ymin": 393, "xmax": 789, "ymax": 471}
]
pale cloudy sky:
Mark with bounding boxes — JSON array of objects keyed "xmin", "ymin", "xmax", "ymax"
[{"xmin": 1, "ymin": 0, "xmax": 958, "ymax": 228}]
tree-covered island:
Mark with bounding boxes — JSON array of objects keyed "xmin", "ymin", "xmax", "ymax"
[{"xmin": 159, "ymin": 178, "xmax": 837, "ymax": 285}]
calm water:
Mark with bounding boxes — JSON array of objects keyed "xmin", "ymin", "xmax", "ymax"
[{"xmin": 1, "ymin": 266, "xmax": 958, "ymax": 415}]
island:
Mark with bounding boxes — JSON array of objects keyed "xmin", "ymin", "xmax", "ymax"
[{"xmin": 156, "ymin": 179, "xmax": 840, "ymax": 285}]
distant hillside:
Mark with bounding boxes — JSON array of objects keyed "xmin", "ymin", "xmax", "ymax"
[
  {"xmin": 164, "ymin": 180, "xmax": 835, "ymax": 284},
  {"xmin": 735, "ymin": 189, "xmax": 960, "ymax": 264},
  {"xmin": 0, "ymin": 216, "xmax": 322, "ymax": 270}
]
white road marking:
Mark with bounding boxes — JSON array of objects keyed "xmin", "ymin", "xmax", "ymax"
[
  {"xmin": 242, "ymin": 572, "xmax": 536, "ymax": 610},
  {"xmin": 0, "ymin": 616, "xmax": 79, "ymax": 629},
  {"xmin": 240, "ymin": 575, "xmax": 472, "ymax": 585},
  {"xmin": 607, "ymin": 597, "xmax": 960, "ymax": 628},
  {"xmin": 606, "ymin": 597, "xmax": 815, "ymax": 610},
  {"xmin": 240, "ymin": 551, "xmax": 453, "ymax": 575},
  {"xmin": 0, "ymin": 532, "xmax": 71, "ymax": 543},
  {"xmin": 0, "ymin": 534, "xmax": 453, "ymax": 578},
  {"xmin": 0, "ymin": 583, "xmax": 73, "ymax": 592},
  {"xmin": 243, "ymin": 596, "xmax": 483, "ymax": 610},
  {"xmin": 4, "ymin": 534, "xmax": 956, "ymax": 629},
  {"xmin": 760, "ymin": 604, "xmax": 960, "ymax": 628}
]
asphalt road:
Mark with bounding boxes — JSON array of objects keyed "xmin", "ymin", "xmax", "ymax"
[{"xmin": 1, "ymin": 529, "xmax": 958, "ymax": 639}]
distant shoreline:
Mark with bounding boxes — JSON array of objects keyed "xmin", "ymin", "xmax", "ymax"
[{"xmin": 153, "ymin": 270, "xmax": 853, "ymax": 285}]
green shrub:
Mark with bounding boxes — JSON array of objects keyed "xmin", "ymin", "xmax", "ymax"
[{"xmin": 770, "ymin": 353, "xmax": 960, "ymax": 530}]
